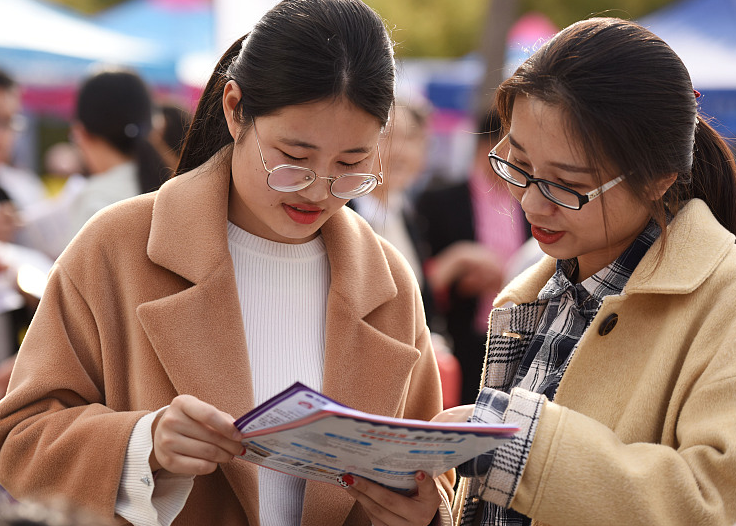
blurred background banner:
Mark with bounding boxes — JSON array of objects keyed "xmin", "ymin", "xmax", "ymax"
[
  {"xmin": 0, "ymin": 0, "xmax": 172, "ymax": 117},
  {"xmin": 0, "ymin": 0, "xmax": 166, "ymax": 87}
]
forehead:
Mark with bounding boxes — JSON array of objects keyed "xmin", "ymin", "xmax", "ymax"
[
  {"xmin": 262, "ymin": 98, "xmax": 383, "ymax": 150},
  {"xmin": 509, "ymin": 96, "xmax": 587, "ymax": 164}
]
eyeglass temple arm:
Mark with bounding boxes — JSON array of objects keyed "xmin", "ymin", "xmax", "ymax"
[
  {"xmin": 587, "ymin": 175, "xmax": 625, "ymax": 199},
  {"xmin": 250, "ymin": 118, "xmax": 271, "ymax": 169},
  {"xmin": 374, "ymin": 146, "xmax": 384, "ymax": 184}
]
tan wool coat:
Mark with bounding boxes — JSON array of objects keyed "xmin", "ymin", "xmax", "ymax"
[
  {"xmin": 454, "ymin": 199, "xmax": 736, "ymax": 526},
  {"xmin": 0, "ymin": 150, "xmax": 454, "ymax": 525}
]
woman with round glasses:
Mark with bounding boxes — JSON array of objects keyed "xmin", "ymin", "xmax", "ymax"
[
  {"xmin": 0, "ymin": 1, "xmax": 454, "ymax": 524},
  {"xmin": 435, "ymin": 17, "xmax": 736, "ymax": 526}
]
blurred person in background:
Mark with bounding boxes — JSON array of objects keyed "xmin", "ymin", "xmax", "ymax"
[
  {"xmin": 415, "ymin": 108, "xmax": 529, "ymax": 405},
  {"xmin": 0, "ymin": 70, "xmax": 54, "ymax": 396},
  {"xmin": 41, "ymin": 142, "xmax": 83, "ymax": 197},
  {"xmin": 149, "ymin": 101, "xmax": 193, "ymax": 177},
  {"xmin": 18, "ymin": 68, "xmax": 169, "ymax": 260},
  {"xmin": 0, "ymin": 69, "xmax": 47, "ymax": 219}
]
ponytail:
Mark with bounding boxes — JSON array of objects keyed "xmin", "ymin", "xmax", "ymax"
[
  {"xmin": 175, "ymin": 36, "xmax": 245, "ymax": 176},
  {"xmin": 687, "ymin": 117, "xmax": 736, "ymax": 233}
]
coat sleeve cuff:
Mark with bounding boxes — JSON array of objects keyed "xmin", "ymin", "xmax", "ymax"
[{"xmin": 475, "ymin": 388, "xmax": 546, "ymax": 507}]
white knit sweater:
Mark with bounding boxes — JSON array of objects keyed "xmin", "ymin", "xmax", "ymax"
[{"xmin": 228, "ymin": 222, "xmax": 330, "ymax": 525}]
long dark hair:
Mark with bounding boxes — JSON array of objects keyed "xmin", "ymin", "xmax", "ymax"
[
  {"xmin": 176, "ymin": 0, "xmax": 395, "ymax": 175},
  {"xmin": 495, "ymin": 17, "xmax": 736, "ymax": 242},
  {"xmin": 76, "ymin": 69, "xmax": 168, "ymax": 193}
]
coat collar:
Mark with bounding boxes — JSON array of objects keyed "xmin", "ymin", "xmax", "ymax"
[
  {"xmin": 496, "ymin": 199, "xmax": 735, "ymax": 306},
  {"xmin": 139, "ymin": 147, "xmax": 409, "ymax": 525},
  {"xmin": 147, "ymin": 147, "xmax": 233, "ymax": 284}
]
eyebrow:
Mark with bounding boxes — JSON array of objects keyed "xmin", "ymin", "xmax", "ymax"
[
  {"xmin": 508, "ymin": 134, "xmax": 594, "ymax": 174},
  {"xmin": 277, "ymin": 136, "xmax": 373, "ymax": 155}
]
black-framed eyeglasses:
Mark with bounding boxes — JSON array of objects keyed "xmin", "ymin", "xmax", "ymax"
[
  {"xmin": 252, "ymin": 119, "xmax": 383, "ymax": 200},
  {"xmin": 488, "ymin": 134, "xmax": 625, "ymax": 210}
]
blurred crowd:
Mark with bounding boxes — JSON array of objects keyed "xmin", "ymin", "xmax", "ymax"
[{"xmin": 0, "ymin": 66, "xmax": 192, "ymax": 394}]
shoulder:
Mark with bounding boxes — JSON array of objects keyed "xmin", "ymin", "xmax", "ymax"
[{"xmin": 628, "ymin": 199, "xmax": 736, "ymax": 296}]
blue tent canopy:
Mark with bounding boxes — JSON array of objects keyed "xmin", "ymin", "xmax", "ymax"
[
  {"xmin": 0, "ymin": 0, "xmax": 176, "ymax": 87},
  {"xmin": 94, "ymin": 0, "xmax": 214, "ymax": 86}
]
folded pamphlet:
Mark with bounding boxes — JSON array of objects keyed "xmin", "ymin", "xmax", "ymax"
[{"xmin": 234, "ymin": 382, "xmax": 518, "ymax": 492}]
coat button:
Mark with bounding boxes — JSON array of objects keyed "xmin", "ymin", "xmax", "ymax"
[{"xmin": 598, "ymin": 313, "xmax": 618, "ymax": 336}]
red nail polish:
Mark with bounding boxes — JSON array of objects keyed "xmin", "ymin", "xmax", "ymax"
[
  {"xmin": 416, "ymin": 472, "xmax": 426, "ymax": 481},
  {"xmin": 240, "ymin": 447, "xmax": 247, "ymax": 456},
  {"xmin": 342, "ymin": 474, "xmax": 354, "ymax": 486}
]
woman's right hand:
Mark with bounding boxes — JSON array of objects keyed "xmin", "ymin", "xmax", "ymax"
[{"xmin": 150, "ymin": 394, "xmax": 244, "ymax": 475}]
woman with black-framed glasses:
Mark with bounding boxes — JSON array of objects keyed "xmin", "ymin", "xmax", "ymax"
[
  {"xmin": 434, "ymin": 17, "xmax": 736, "ymax": 526},
  {"xmin": 0, "ymin": 1, "xmax": 454, "ymax": 524}
]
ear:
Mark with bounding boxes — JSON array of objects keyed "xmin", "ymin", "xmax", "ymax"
[
  {"xmin": 222, "ymin": 80, "xmax": 243, "ymax": 141},
  {"xmin": 648, "ymin": 172, "xmax": 678, "ymax": 201}
]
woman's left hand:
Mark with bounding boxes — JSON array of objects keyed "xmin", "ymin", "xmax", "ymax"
[{"xmin": 343, "ymin": 471, "xmax": 441, "ymax": 526}]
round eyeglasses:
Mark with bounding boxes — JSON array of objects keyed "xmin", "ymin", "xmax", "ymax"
[
  {"xmin": 488, "ymin": 134, "xmax": 625, "ymax": 210},
  {"xmin": 252, "ymin": 119, "xmax": 383, "ymax": 200}
]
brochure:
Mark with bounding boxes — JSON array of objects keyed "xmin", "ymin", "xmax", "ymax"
[{"xmin": 234, "ymin": 382, "xmax": 519, "ymax": 492}]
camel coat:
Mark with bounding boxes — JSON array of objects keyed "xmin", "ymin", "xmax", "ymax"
[
  {"xmin": 0, "ymin": 149, "xmax": 454, "ymax": 525},
  {"xmin": 453, "ymin": 199, "xmax": 736, "ymax": 526}
]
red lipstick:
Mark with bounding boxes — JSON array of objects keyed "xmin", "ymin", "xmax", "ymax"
[
  {"xmin": 283, "ymin": 203, "xmax": 322, "ymax": 225},
  {"xmin": 531, "ymin": 225, "xmax": 565, "ymax": 245}
]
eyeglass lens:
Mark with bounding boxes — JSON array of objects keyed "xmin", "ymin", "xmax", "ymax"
[
  {"xmin": 492, "ymin": 158, "xmax": 581, "ymax": 208},
  {"xmin": 268, "ymin": 166, "xmax": 377, "ymax": 198}
]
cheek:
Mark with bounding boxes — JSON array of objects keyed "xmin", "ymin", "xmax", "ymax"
[{"xmin": 232, "ymin": 146, "xmax": 264, "ymax": 191}]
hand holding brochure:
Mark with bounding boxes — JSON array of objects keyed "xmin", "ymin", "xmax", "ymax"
[{"xmin": 234, "ymin": 382, "xmax": 518, "ymax": 492}]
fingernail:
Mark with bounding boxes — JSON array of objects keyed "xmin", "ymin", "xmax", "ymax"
[
  {"xmin": 240, "ymin": 446, "xmax": 247, "ymax": 456},
  {"xmin": 416, "ymin": 471, "xmax": 426, "ymax": 481},
  {"xmin": 337, "ymin": 474, "xmax": 354, "ymax": 487}
]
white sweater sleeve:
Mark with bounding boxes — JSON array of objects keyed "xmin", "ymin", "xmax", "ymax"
[{"xmin": 116, "ymin": 409, "xmax": 195, "ymax": 526}]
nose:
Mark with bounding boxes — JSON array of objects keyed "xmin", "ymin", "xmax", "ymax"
[
  {"xmin": 518, "ymin": 181, "xmax": 556, "ymax": 217},
  {"xmin": 297, "ymin": 175, "xmax": 332, "ymax": 202}
]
